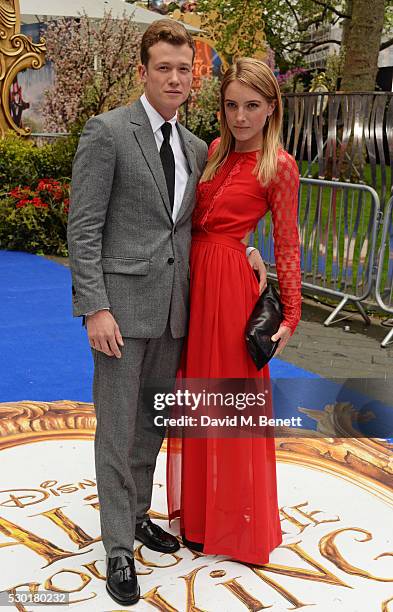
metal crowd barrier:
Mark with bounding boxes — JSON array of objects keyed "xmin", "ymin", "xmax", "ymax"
[
  {"xmin": 253, "ymin": 177, "xmax": 381, "ymax": 327},
  {"xmin": 375, "ymin": 195, "xmax": 393, "ymax": 348}
]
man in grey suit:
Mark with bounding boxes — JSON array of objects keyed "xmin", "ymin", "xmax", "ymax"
[{"xmin": 67, "ymin": 19, "xmax": 207, "ymax": 606}]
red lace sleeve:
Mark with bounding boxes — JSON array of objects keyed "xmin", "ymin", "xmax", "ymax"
[{"xmin": 267, "ymin": 150, "xmax": 302, "ymax": 334}]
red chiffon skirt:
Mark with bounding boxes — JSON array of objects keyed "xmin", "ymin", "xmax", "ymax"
[{"xmin": 167, "ymin": 231, "xmax": 282, "ymax": 565}]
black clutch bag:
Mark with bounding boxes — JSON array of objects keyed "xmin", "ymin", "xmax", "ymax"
[{"xmin": 245, "ymin": 283, "xmax": 283, "ymax": 370}]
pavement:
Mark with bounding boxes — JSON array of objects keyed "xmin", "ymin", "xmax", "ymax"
[
  {"xmin": 48, "ymin": 255, "xmax": 392, "ymax": 380},
  {"xmin": 283, "ymin": 295, "xmax": 392, "ymax": 379}
]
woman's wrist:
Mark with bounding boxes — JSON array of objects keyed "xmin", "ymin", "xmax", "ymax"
[{"xmin": 246, "ymin": 246, "xmax": 257, "ymax": 257}]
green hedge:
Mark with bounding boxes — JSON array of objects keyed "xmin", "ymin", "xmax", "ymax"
[
  {"xmin": 0, "ymin": 178, "xmax": 70, "ymax": 256},
  {"xmin": 0, "ymin": 133, "xmax": 77, "ymax": 255},
  {"xmin": 0, "ymin": 132, "xmax": 77, "ymax": 191}
]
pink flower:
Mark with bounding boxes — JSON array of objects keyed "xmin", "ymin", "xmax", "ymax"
[
  {"xmin": 10, "ymin": 186, "xmax": 30, "ymax": 199},
  {"xmin": 16, "ymin": 199, "xmax": 29, "ymax": 208},
  {"xmin": 31, "ymin": 197, "xmax": 48, "ymax": 208},
  {"xmin": 10, "ymin": 187, "xmax": 22, "ymax": 198},
  {"xmin": 37, "ymin": 178, "xmax": 61, "ymax": 192},
  {"xmin": 53, "ymin": 189, "xmax": 64, "ymax": 202}
]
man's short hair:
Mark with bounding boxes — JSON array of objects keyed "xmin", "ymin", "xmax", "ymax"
[{"xmin": 140, "ymin": 19, "xmax": 195, "ymax": 66}]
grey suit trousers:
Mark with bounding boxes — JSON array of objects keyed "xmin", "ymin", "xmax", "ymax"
[{"xmin": 93, "ymin": 324, "xmax": 183, "ymax": 558}]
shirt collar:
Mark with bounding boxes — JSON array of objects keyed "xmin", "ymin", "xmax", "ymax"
[{"xmin": 140, "ymin": 93, "xmax": 177, "ymax": 134}]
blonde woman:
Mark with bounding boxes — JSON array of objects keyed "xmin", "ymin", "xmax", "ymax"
[{"xmin": 167, "ymin": 58, "xmax": 301, "ymax": 564}]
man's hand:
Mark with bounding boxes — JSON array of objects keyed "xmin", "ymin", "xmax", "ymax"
[
  {"xmin": 271, "ymin": 325, "xmax": 291, "ymax": 355},
  {"xmin": 247, "ymin": 249, "xmax": 267, "ymax": 295},
  {"xmin": 86, "ymin": 310, "xmax": 124, "ymax": 358}
]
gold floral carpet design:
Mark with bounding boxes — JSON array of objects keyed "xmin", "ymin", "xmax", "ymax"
[{"xmin": 0, "ymin": 401, "xmax": 392, "ymax": 612}]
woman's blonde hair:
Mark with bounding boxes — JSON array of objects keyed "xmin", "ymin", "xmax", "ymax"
[{"xmin": 201, "ymin": 57, "xmax": 283, "ymax": 186}]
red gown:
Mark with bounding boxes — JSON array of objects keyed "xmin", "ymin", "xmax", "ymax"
[{"xmin": 167, "ymin": 143, "xmax": 301, "ymax": 565}]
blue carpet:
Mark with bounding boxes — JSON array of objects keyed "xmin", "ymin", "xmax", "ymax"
[
  {"xmin": 0, "ymin": 251, "xmax": 349, "ymax": 403},
  {"xmin": 0, "ymin": 251, "xmax": 92, "ymax": 402}
]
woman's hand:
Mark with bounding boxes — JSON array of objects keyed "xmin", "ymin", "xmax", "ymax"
[
  {"xmin": 247, "ymin": 249, "xmax": 267, "ymax": 295},
  {"xmin": 271, "ymin": 324, "xmax": 292, "ymax": 355}
]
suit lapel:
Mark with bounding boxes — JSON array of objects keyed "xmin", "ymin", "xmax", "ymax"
[
  {"xmin": 129, "ymin": 101, "xmax": 173, "ymax": 221},
  {"xmin": 176, "ymin": 123, "xmax": 198, "ymax": 223}
]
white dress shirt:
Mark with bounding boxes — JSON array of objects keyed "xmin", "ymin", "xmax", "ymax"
[{"xmin": 140, "ymin": 93, "xmax": 190, "ymax": 222}]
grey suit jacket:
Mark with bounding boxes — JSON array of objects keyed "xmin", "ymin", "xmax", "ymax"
[{"xmin": 67, "ymin": 99, "xmax": 208, "ymax": 338}]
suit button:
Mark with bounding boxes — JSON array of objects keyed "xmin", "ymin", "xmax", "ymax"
[{"xmin": 167, "ymin": 257, "xmax": 175, "ymax": 265}]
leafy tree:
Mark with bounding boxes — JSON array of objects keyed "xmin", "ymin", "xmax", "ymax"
[
  {"xmin": 194, "ymin": 0, "xmax": 392, "ymax": 90},
  {"xmin": 195, "ymin": 0, "xmax": 267, "ymax": 61}
]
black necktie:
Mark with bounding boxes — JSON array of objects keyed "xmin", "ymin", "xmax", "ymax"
[{"xmin": 160, "ymin": 122, "xmax": 175, "ymax": 210}]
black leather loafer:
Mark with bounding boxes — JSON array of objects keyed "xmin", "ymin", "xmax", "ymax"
[
  {"xmin": 135, "ymin": 518, "xmax": 180, "ymax": 553},
  {"xmin": 182, "ymin": 534, "xmax": 204, "ymax": 553},
  {"xmin": 106, "ymin": 555, "xmax": 140, "ymax": 606}
]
